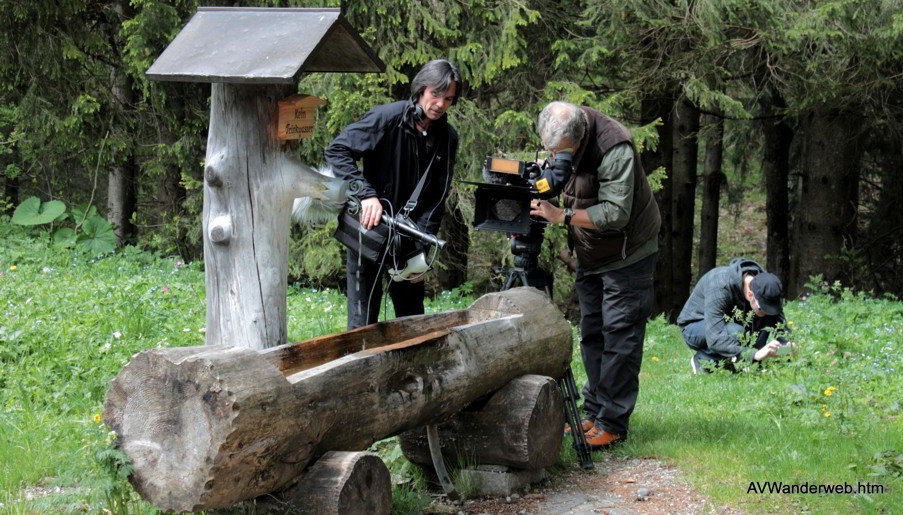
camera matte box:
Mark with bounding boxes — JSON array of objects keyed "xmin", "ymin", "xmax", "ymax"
[{"xmin": 461, "ymin": 181, "xmax": 532, "ymax": 235}]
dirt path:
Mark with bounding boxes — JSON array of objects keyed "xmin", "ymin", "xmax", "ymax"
[{"xmin": 428, "ymin": 454, "xmax": 746, "ymax": 515}]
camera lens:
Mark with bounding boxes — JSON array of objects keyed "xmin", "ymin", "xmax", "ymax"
[{"xmin": 490, "ymin": 198, "xmax": 522, "ymax": 222}]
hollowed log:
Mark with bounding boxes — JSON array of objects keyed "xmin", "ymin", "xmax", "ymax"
[{"xmin": 104, "ymin": 287, "xmax": 571, "ymax": 512}]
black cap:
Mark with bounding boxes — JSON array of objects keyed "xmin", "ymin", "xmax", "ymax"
[{"xmin": 751, "ymin": 272, "xmax": 784, "ymax": 316}]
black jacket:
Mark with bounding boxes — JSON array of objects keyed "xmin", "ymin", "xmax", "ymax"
[
  {"xmin": 324, "ymin": 100, "xmax": 457, "ymax": 236},
  {"xmin": 677, "ymin": 258, "xmax": 788, "ymax": 360}
]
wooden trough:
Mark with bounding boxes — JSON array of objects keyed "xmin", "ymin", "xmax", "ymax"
[{"xmin": 104, "ymin": 287, "xmax": 572, "ymax": 512}]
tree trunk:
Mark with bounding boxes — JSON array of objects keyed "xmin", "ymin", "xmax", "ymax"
[
  {"xmin": 864, "ymin": 130, "xmax": 903, "ymax": 294},
  {"xmin": 437, "ymin": 194, "xmax": 469, "ymax": 290},
  {"xmin": 159, "ymin": 163, "xmax": 193, "ymax": 257},
  {"xmin": 104, "ymin": 287, "xmax": 572, "ymax": 512},
  {"xmin": 203, "ymin": 82, "xmax": 350, "ymax": 350},
  {"xmin": 398, "ymin": 374, "xmax": 564, "ymax": 470},
  {"xmin": 670, "ymin": 99, "xmax": 700, "ymax": 316},
  {"xmin": 698, "ymin": 115, "xmax": 725, "ymax": 277},
  {"xmin": 789, "ymin": 108, "xmax": 862, "ymax": 297},
  {"xmin": 106, "ymin": 19, "xmax": 139, "ymax": 246},
  {"xmin": 641, "ymin": 95, "xmax": 675, "ymax": 319},
  {"xmin": 107, "ymin": 158, "xmax": 138, "ymax": 246},
  {"xmin": 264, "ymin": 452, "xmax": 391, "ymax": 515},
  {"xmin": 761, "ymin": 92, "xmax": 793, "ymax": 285}
]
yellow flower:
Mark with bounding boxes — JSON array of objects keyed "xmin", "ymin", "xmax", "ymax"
[
  {"xmin": 93, "ymin": 414, "xmax": 102, "ymax": 423},
  {"xmin": 824, "ymin": 389, "xmax": 833, "ymax": 396},
  {"xmin": 9, "ymin": 265, "xmax": 15, "ymax": 271},
  {"xmin": 650, "ymin": 357, "xmax": 660, "ymax": 362},
  {"xmin": 788, "ymin": 320, "xmax": 793, "ymax": 325},
  {"xmin": 824, "ymin": 412, "xmax": 832, "ymax": 417}
]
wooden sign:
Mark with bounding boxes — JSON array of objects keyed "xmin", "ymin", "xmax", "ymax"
[{"xmin": 277, "ymin": 94, "xmax": 326, "ymax": 140}]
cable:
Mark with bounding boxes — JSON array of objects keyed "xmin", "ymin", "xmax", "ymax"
[{"xmin": 364, "ymin": 197, "xmax": 396, "ymax": 326}]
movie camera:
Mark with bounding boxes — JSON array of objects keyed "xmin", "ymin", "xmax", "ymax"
[{"xmin": 462, "ymin": 151, "xmax": 574, "ymax": 294}]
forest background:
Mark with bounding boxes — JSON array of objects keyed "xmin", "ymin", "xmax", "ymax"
[{"xmin": 1, "ymin": 0, "xmax": 901, "ymax": 317}]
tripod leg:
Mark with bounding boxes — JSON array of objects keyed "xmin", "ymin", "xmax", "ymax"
[
  {"xmin": 503, "ymin": 270, "xmax": 519, "ymax": 291},
  {"xmin": 517, "ymin": 270, "xmax": 529, "ymax": 289},
  {"xmin": 559, "ymin": 367, "xmax": 593, "ymax": 469}
]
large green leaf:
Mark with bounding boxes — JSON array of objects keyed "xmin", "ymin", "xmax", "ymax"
[
  {"xmin": 11, "ymin": 197, "xmax": 67, "ymax": 226},
  {"xmin": 53, "ymin": 227, "xmax": 76, "ymax": 247},
  {"xmin": 76, "ymin": 215, "xmax": 115, "ymax": 255},
  {"xmin": 71, "ymin": 204, "xmax": 98, "ymax": 225}
]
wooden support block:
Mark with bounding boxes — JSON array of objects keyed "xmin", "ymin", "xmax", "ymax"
[
  {"xmin": 398, "ymin": 374, "xmax": 565, "ymax": 470},
  {"xmin": 259, "ymin": 452, "xmax": 391, "ymax": 515}
]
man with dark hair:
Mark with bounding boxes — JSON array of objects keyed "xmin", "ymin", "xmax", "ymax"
[
  {"xmin": 325, "ymin": 59, "xmax": 461, "ymax": 329},
  {"xmin": 530, "ymin": 101, "xmax": 661, "ymax": 450},
  {"xmin": 678, "ymin": 258, "xmax": 794, "ymax": 374}
]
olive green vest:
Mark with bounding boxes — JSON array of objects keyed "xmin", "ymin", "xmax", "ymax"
[{"xmin": 561, "ymin": 107, "xmax": 661, "ymax": 269}]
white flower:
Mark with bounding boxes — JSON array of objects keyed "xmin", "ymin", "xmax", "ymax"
[
  {"xmin": 198, "ymin": 328, "xmax": 206, "ymax": 333},
  {"xmin": 182, "ymin": 328, "xmax": 190, "ymax": 332},
  {"xmin": 112, "ymin": 331, "xmax": 122, "ymax": 339}
]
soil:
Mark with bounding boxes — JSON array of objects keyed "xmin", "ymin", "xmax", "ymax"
[{"xmin": 425, "ymin": 454, "xmax": 747, "ymax": 515}]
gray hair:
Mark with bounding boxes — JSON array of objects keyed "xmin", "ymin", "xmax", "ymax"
[
  {"xmin": 411, "ymin": 59, "xmax": 462, "ymax": 105},
  {"xmin": 537, "ymin": 101, "xmax": 586, "ymax": 150}
]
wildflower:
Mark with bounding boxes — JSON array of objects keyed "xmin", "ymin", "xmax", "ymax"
[
  {"xmin": 788, "ymin": 321, "xmax": 793, "ymax": 325},
  {"xmin": 650, "ymin": 357, "xmax": 660, "ymax": 362},
  {"xmin": 9, "ymin": 265, "xmax": 15, "ymax": 271},
  {"xmin": 198, "ymin": 328, "xmax": 206, "ymax": 333},
  {"xmin": 824, "ymin": 412, "xmax": 832, "ymax": 417},
  {"xmin": 113, "ymin": 331, "xmax": 121, "ymax": 339},
  {"xmin": 93, "ymin": 414, "xmax": 102, "ymax": 423},
  {"xmin": 182, "ymin": 328, "xmax": 190, "ymax": 332}
]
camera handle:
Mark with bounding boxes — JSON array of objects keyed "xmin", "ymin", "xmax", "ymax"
[
  {"xmin": 380, "ymin": 212, "xmax": 447, "ymax": 250},
  {"xmin": 344, "ymin": 193, "xmax": 446, "ymax": 250}
]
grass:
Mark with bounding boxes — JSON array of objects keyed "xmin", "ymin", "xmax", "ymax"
[
  {"xmin": 1, "ymin": 221, "xmax": 901, "ymax": 513},
  {"xmin": 617, "ymin": 284, "xmax": 902, "ymax": 513}
]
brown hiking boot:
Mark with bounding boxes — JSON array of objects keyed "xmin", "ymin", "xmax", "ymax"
[
  {"xmin": 563, "ymin": 418, "xmax": 594, "ymax": 436},
  {"xmin": 585, "ymin": 424, "xmax": 624, "ymax": 450}
]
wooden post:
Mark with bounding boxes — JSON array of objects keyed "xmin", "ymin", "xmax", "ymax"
[
  {"xmin": 104, "ymin": 288, "xmax": 572, "ymax": 512},
  {"xmin": 202, "ymin": 83, "xmax": 349, "ymax": 350}
]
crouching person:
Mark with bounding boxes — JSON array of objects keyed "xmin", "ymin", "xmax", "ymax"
[{"xmin": 678, "ymin": 258, "xmax": 795, "ymax": 374}]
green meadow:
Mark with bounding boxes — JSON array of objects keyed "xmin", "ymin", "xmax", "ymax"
[{"xmin": 1, "ymin": 222, "xmax": 900, "ymax": 513}]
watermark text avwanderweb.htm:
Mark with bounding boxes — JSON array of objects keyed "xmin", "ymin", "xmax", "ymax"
[{"xmin": 747, "ymin": 481, "xmax": 884, "ymax": 495}]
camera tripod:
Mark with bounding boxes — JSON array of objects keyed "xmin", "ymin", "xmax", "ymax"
[
  {"xmin": 500, "ymin": 222, "xmax": 553, "ymax": 297},
  {"xmin": 499, "ymin": 221, "xmax": 594, "ymax": 469}
]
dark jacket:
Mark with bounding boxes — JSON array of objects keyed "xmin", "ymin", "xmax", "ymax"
[
  {"xmin": 561, "ymin": 107, "xmax": 661, "ymax": 269},
  {"xmin": 324, "ymin": 100, "xmax": 457, "ymax": 236},
  {"xmin": 678, "ymin": 258, "xmax": 787, "ymax": 359}
]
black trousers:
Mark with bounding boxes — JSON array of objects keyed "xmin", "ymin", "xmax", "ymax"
[
  {"xmin": 575, "ymin": 253, "xmax": 656, "ymax": 436},
  {"xmin": 345, "ymin": 248, "xmax": 425, "ymax": 330}
]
